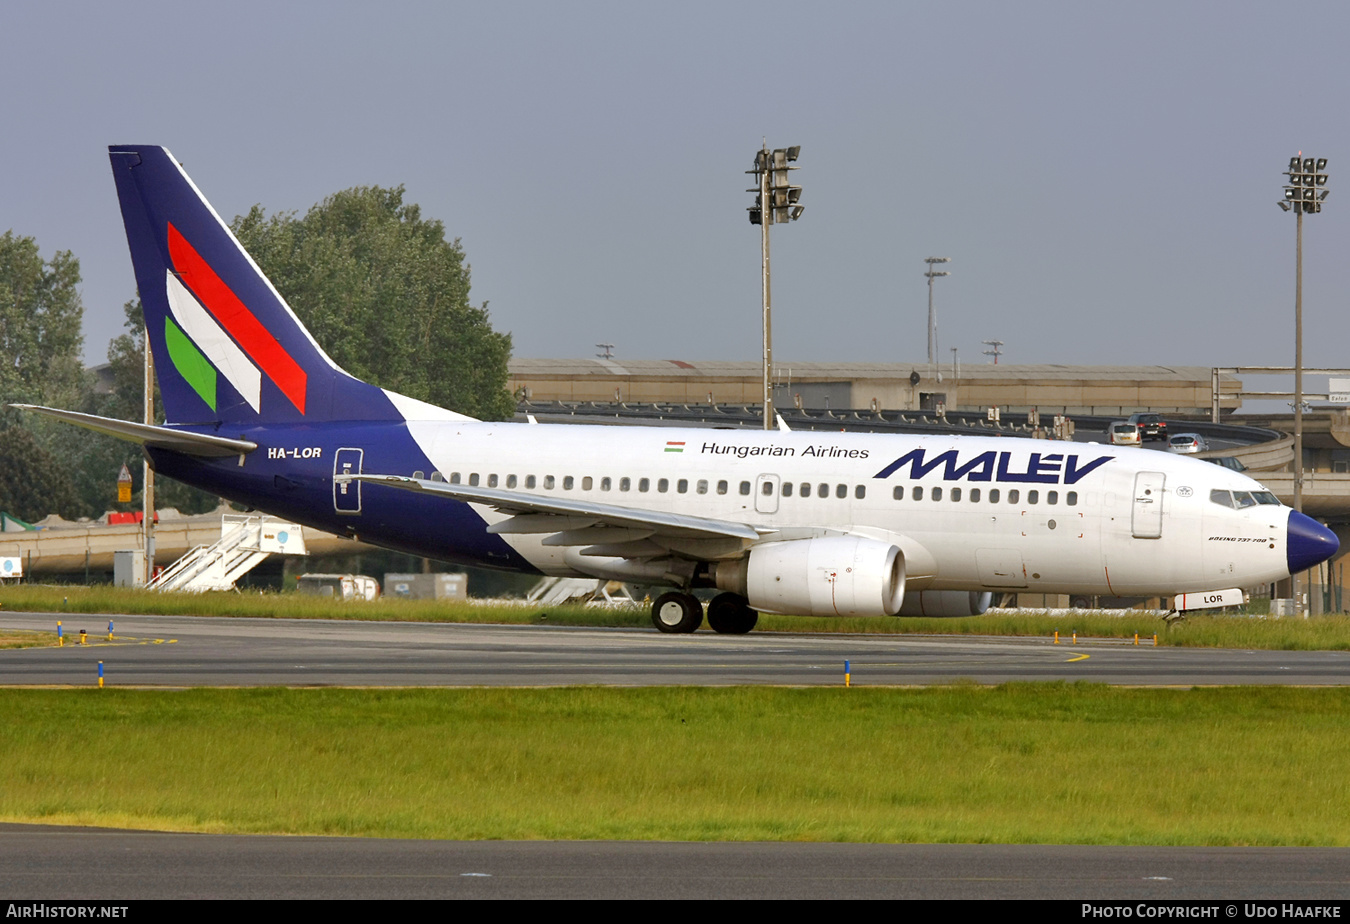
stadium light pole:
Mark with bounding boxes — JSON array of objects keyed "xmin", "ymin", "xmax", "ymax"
[
  {"xmin": 748, "ymin": 144, "xmax": 803, "ymax": 430},
  {"xmin": 924, "ymin": 257, "xmax": 951, "ymax": 366},
  {"xmin": 1280, "ymin": 153, "xmax": 1329, "ymax": 615}
]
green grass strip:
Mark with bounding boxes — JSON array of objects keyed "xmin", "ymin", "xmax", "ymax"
[
  {"xmin": 2, "ymin": 685, "xmax": 1350, "ymax": 845},
  {"xmin": 9, "ymin": 584, "xmax": 1350, "ymax": 650}
]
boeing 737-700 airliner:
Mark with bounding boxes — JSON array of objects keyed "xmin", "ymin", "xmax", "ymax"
[{"xmin": 14, "ymin": 146, "xmax": 1340, "ymax": 633}]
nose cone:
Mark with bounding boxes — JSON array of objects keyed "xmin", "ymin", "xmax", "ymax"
[{"xmin": 1288, "ymin": 511, "xmax": 1340, "ymax": 574}]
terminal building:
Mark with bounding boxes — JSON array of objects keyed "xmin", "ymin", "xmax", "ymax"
[{"xmin": 508, "ymin": 360, "xmax": 1242, "ymax": 417}]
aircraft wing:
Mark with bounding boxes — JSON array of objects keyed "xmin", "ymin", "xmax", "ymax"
[
  {"xmin": 347, "ymin": 474, "xmax": 764, "ymax": 554},
  {"xmin": 10, "ymin": 405, "xmax": 258, "ymax": 458}
]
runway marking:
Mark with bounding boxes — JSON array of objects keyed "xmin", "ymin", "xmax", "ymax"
[
  {"xmin": 20, "ymin": 636, "xmax": 181, "ymax": 650},
  {"xmin": 1066, "ymin": 654, "xmax": 1090, "ymax": 663}
]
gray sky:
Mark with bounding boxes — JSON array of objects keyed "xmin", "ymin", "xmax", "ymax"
[{"xmin": 4, "ymin": 1, "xmax": 1348, "ymax": 375}]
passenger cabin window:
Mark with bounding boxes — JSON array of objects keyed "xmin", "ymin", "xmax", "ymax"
[
  {"xmin": 506, "ymin": 475, "xmax": 517, "ymax": 488},
  {"xmin": 1047, "ymin": 490, "xmax": 1057, "ymax": 505},
  {"xmin": 601, "ymin": 477, "xmax": 612, "ymax": 491},
  {"xmin": 893, "ymin": 486, "xmax": 904, "ymax": 500},
  {"xmin": 741, "ymin": 481, "xmax": 752, "ymax": 496},
  {"xmin": 430, "ymin": 471, "xmax": 443, "ymax": 482},
  {"xmin": 818, "ymin": 483, "xmax": 829, "ymax": 499},
  {"xmin": 932, "ymin": 487, "xmax": 943, "ymax": 501},
  {"xmin": 1008, "ymin": 489, "xmax": 1020, "ymax": 504},
  {"xmin": 970, "ymin": 488, "xmax": 981, "ymax": 503},
  {"xmin": 855, "ymin": 485, "xmax": 866, "ymax": 499},
  {"xmin": 563, "ymin": 476, "xmax": 574, "ymax": 490},
  {"xmin": 582, "ymin": 476, "xmax": 593, "ymax": 490},
  {"xmin": 762, "ymin": 482, "xmax": 774, "ymax": 496},
  {"xmin": 784, "ymin": 482, "xmax": 794, "ymax": 497},
  {"xmin": 989, "ymin": 488, "xmax": 1000, "ymax": 503},
  {"xmin": 658, "ymin": 478, "xmax": 669, "ymax": 493},
  {"xmin": 697, "ymin": 479, "xmax": 708, "ymax": 495},
  {"xmin": 912, "ymin": 486, "xmax": 923, "ymax": 501},
  {"xmin": 1067, "ymin": 492, "xmax": 1078, "ymax": 506},
  {"xmin": 800, "ymin": 482, "xmax": 811, "ymax": 497},
  {"xmin": 488, "ymin": 474, "xmax": 498, "ymax": 487},
  {"xmin": 543, "ymin": 475, "xmax": 555, "ymax": 489},
  {"xmin": 835, "ymin": 484, "xmax": 847, "ymax": 499},
  {"xmin": 677, "ymin": 479, "xmax": 688, "ymax": 493},
  {"xmin": 951, "ymin": 487, "xmax": 962, "ymax": 502},
  {"xmin": 469, "ymin": 473, "xmax": 480, "ymax": 486},
  {"xmin": 1028, "ymin": 490, "xmax": 1039, "ymax": 504},
  {"xmin": 718, "ymin": 480, "xmax": 729, "ymax": 495},
  {"xmin": 639, "ymin": 478, "xmax": 650, "ymax": 492},
  {"xmin": 620, "ymin": 477, "xmax": 631, "ymax": 491},
  {"xmin": 526, "ymin": 475, "xmax": 537, "ymax": 489}
]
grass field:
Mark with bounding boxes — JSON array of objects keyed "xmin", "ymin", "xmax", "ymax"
[
  {"xmin": 3, "ymin": 684, "xmax": 1349, "ymax": 845},
  {"xmin": 6, "ymin": 584, "xmax": 1350, "ymax": 650}
]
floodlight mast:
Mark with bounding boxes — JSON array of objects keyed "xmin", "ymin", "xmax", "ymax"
[
  {"xmin": 748, "ymin": 143, "xmax": 803, "ymax": 430},
  {"xmin": 924, "ymin": 257, "xmax": 951, "ymax": 366},
  {"xmin": 1280, "ymin": 153, "xmax": 1329, "ymax": 615}
]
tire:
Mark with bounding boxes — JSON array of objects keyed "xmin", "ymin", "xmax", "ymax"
[
  {"xmin": 651, "ymin": 591, "xmax": 703, "ymax": 633},
  {"xmin": 706, "ymin": 593, "xmax": 759, "ymax": 634}
]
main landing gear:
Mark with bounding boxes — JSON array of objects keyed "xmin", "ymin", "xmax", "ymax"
[{"xmin": 650, "ymin": 591, "xmax": 758, "ymax": 634}]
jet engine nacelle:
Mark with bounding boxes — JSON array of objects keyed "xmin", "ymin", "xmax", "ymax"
[
  {"xmin": 718, "ymin": 536, "xmax": 906, "ymax": 617},
  {"xmin": 896, "ymin": 590, "xmax": 993, "ymax": 618}
]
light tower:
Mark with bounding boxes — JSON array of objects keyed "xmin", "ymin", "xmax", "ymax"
[
  {"xmin": 924, "ymin": 257, "xmax": 951, "ymax": 365},
  {"xmin": 1280, "ymin": 154, "xmax": 1329, "ymax": 615},
  {"xmin": 748, "ymin": 144, "xmax": 803, "ymax": 430}
]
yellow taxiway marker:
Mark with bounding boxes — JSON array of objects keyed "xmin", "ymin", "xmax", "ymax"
[{"xmin": 1066, "ymin": 654, "xmax": 1090, "ymax": 663}]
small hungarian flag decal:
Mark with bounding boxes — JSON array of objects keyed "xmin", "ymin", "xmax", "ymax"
[{"xmin": 665, "ymin": 441, "xmax": 685, "ymax": 453}]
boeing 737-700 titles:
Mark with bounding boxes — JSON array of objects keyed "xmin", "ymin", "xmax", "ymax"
[{"xmin": 14, "ymin": 147, "xmax": 1340, "ymax": 633}]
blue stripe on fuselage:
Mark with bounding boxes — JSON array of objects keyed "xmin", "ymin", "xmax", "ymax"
[{"xmin": 146, "ymin": 422, "xmax": 537, "ymax": 573}]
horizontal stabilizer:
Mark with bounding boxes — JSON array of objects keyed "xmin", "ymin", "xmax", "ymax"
[{"xmin": 10, "ymin": 405, "xmax": 257, "ymax": 458}]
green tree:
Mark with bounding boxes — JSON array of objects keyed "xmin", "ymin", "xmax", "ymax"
[
  {"xmin": 0, "ymin": 232, "xmax": 90, "ymax": 520},
  {"xmin": 0, "ymin": 231, "xmax": 86, "ymax": 415},
  {"xmin": 0, "ymin": 422, "xmax": 81, "ymax": 521},
  {"xmin": 231, "ymin": 186, "xmax": 515, "ymax": 420}
]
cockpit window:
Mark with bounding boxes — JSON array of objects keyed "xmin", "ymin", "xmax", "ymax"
[
  {"xmin": 1232, "ymin": 491, "xmax": 1257, "ymax": 509},
  {"xmin": 1210, "ymin": 490, "xmax": 1234, "ymax": 508},
  {"xmin": 1253, "ymin": 491, "xmax": 1281, "ymax": 505}
]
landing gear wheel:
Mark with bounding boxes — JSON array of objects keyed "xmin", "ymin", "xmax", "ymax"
[
  {"xmin": 706, "ymin": 593, "xmax": 759, "ymax": 634},
  {"xmin": 651, "ymin": 591, "xmax": 703, "ymax": 633}
]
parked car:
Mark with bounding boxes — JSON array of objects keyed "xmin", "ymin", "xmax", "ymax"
[
  {"xmin": 1108, "ymin": 421, "xmax": 1142, "ymax": 446},
  {"xmin": 1127, "ymin": 412, "xmax": 1168, "ymax": 441},
  {"xmin": 1168, "ymin": 433, "xmax": 1209, "ymax": 454},
  {"xmin": 1208, "ymin": 456, "xmax": 1247, "ymax": 472}
]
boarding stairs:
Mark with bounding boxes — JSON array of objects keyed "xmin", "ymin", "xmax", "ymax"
[{"xmin": 148, "ymin": 515, "xmax": 307, "ymax": 592}]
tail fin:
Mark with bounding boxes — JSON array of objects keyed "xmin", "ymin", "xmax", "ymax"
[{"xmin": 108, "ymin": 146, "xmax": 470, "ymax": 427}]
